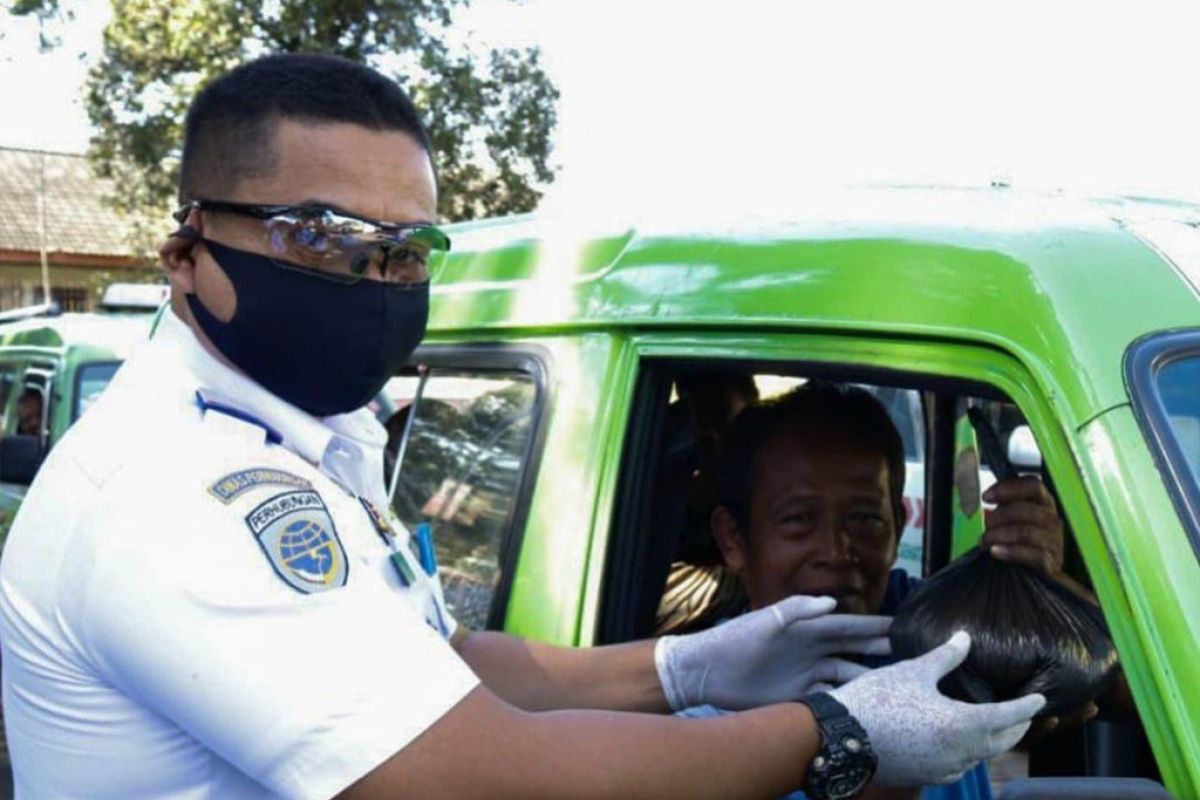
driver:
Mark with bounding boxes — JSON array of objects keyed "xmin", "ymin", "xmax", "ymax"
[
  {"xmin": 680, "ymin": 381, "xmax": 1070, "ymax": 800},
  {"xmin": 15, "ymin": 388, "xmax": 43, "ymax": 437}
]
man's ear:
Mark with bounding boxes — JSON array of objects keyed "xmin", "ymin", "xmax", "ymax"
[
  {"xmin": 160, "ymin": 205, "xmax": 204, "ymax": 294},
  {"xmin": 886, "ymin": 486, "xmax": 904, "ymax": 566},
  {"xmin": 159, "ymin": 232, "xmax": 199, "ymax": 295},
  {"xmin": 711, "ymin": 505, "xmax": 748, "ymax": 575}
]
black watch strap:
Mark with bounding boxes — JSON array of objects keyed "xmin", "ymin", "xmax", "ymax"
[
  {"xmin": 799, "ymin": 691, "xmax": 851, "ymax": 722},
  {"xmin": 795, "ymin": 692, "xmax": 878, "ymax": 800}
]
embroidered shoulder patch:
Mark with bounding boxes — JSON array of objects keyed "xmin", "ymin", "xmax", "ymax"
[
  {"xmin": 245, "ymin": 490, "xmax": 348, "ymax": 593},
  {"xmin": 209, "ymin": 468, "xmax": 312, "ymax": 504}
]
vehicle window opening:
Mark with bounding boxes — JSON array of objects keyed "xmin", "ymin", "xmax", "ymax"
[
  {"xmin": 603, "ymin": 358, "xmax": 1157, "ymax": 792},
  {"xmin": 18, "ymin": 365, "xmax": 55, "ymax": 448},
  {"xmin": 15, "ymin": 387, "xmax": 44, "ymax": 437},
  {"xmin": 633, "ymin": 368, "xmax": 934, "ymax": 642}
]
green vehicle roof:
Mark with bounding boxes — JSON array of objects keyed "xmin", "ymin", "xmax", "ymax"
[
  {"xmin": 0, "ymin": 312, "xmax": 153, "ymax": 360},
  {"xmin": 430, "ymin": 187, "xmax": 1200, "ymax": 427}
]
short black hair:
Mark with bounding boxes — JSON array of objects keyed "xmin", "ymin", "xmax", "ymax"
[
  {"xmin": 179, "ymin": 53, "xmax": 433, "ymax": 203},
  {"xmin": 715, "ymin": 381, "xmax": 907, "ymax": 534}
]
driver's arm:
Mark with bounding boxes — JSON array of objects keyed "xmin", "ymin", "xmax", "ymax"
[{"xmin": 982, "ymin": 475, "xmax": 1095, "ymax": 601}]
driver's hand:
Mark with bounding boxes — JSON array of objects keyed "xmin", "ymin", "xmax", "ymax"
[
  {"xmin": 654, "ymin": 594, "xmax": 891, "ymax": 711},
  {"xmin": 1022, "ymin": 701, "xmax": 1100, "ymax": 746},
  {"xmin": 981, "ymin": 476, "xmax": 1064, "ymax": 576}
]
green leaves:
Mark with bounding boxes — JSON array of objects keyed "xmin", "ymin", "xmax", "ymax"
[
  {"xmin": 8, "ymin": 0, "xmax": 558, "ymax": 243},
  {"xmin": 425, "ymin": 45, "xmax": 558, "ymax": 221}
]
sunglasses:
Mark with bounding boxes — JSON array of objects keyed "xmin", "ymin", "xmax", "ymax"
[{"xmin": 173, "ymin": 199, "xmax": 452, "ymax": 285}]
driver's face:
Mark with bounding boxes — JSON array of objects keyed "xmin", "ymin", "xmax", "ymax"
[
  {"xmin": 732, "ymin": 423, "xmax": 899, "ymax": 615},
  {"xmin": 16, "ymin": 394, "xmax": 42, "ymax": 435}
]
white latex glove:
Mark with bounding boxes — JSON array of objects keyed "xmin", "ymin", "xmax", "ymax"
[
  {"xmin": 654, "ymin": 594, "xmax": 891, "ymax": 711},
  {"xmin": 830, "ymin": 631, "xmax": 1046, "ymax": 786}
]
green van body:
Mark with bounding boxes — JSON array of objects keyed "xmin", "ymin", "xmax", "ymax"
[
  {"xmin": 414, "ymin": 188, "xmax": 1200, "ymax": 797},
  {"xmin": 0, "ymin": 312, "xmax": 154, "ymax": 541},
  {"xmin": 0, "ymin": 189, "xmax": 1195, "ymax": 795}
]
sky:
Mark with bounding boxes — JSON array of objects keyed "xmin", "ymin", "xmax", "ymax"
[{"xmin": 3, "ymin": 0, "xmax": 1200, "ymax": 214}]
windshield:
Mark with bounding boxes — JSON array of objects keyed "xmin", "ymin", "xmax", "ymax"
[{"xmin": 74, "ymin": 361, "xmax": 121, "ymax": 421}]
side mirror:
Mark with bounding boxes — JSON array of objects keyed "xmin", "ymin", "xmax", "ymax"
[
  {"xmin": 0, "ymin": 435, "xmax": 45, "ymax": 485},
  {"xmin": 1007, "ymin": 424, "xmax": 1044, "ymax": 470},
  {"xmin": 998, "ymin": 777, "xmax": 1172, "ymax": 799}
]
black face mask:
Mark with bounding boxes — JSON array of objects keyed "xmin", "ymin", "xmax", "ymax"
[{"xmin": 186, "ymin": 238, "xmax": 428, "ymax": 417}]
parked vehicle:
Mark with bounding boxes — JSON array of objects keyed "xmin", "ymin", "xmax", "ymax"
[
  {"xmin": 0, "ymin": 286, "xmax": 164, "ymax": 545},
  {"xmin": 380, "ymin": 187, "xmax": 1199, "ymax": 799}
]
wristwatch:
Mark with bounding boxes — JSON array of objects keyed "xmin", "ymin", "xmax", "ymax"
[{"xmin": 795, "ymin": 692, "xmax": 878, "ymax": 800}]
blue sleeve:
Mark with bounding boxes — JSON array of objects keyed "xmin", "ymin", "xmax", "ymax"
[
  {"xmin": 675, "ymin": 704, "xmax": 726, "ymax": 720},
  {"xmin": 920, "ymin": 762, "xmax": 993, "ymax": 800},
  {"xmin": 879, "ymin": 568, "xmax": 924, "ymax": 614}
]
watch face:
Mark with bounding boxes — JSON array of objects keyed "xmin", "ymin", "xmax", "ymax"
[
  {"xmin": 801, "ymin": 695, "xmax": 878, "ymax": 800},
  {"xmin": 827, "ymin": 766, "xmax": 873, "ymax": 800}
]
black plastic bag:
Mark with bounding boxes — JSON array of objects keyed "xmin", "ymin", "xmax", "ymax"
[{"xmin": 890, "ymin": 549, "xmax": 1118, "ymax": 716}]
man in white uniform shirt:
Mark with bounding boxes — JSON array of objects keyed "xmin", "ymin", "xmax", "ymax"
[{"xmin": 0, "ymin": 54, "xmax": 1045, "ymax": 800}]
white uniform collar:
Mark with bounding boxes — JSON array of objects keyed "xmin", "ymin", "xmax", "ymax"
[{"xmin": 156, "ymin": 309, "xmax": 389, "ymax": 501}]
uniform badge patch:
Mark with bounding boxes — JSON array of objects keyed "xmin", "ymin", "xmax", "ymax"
[
  {"xmin": 209, "ymin": 468, "xmax": 312, "ymax": 504},
  {"xmin": 245, "ymin": 490, "xmax": 348, "ymax": 593}
]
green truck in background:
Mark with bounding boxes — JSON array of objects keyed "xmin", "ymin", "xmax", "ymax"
[
  {"xmin": 377, "ymin": 187, "xmax": 1200, "ymax": 799},
  {"xmin": 0, "ymin": 284, "xmax": 164, "ymax": 545}
]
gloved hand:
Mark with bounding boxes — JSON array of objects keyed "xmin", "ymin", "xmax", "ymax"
[
  {"xmin": 654, "ymin": 594, "xmax": 891, "ymax": 711},
  {"xmin": 830, "ymin": 631, "xmax": 1046, "ymax": 786}
]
